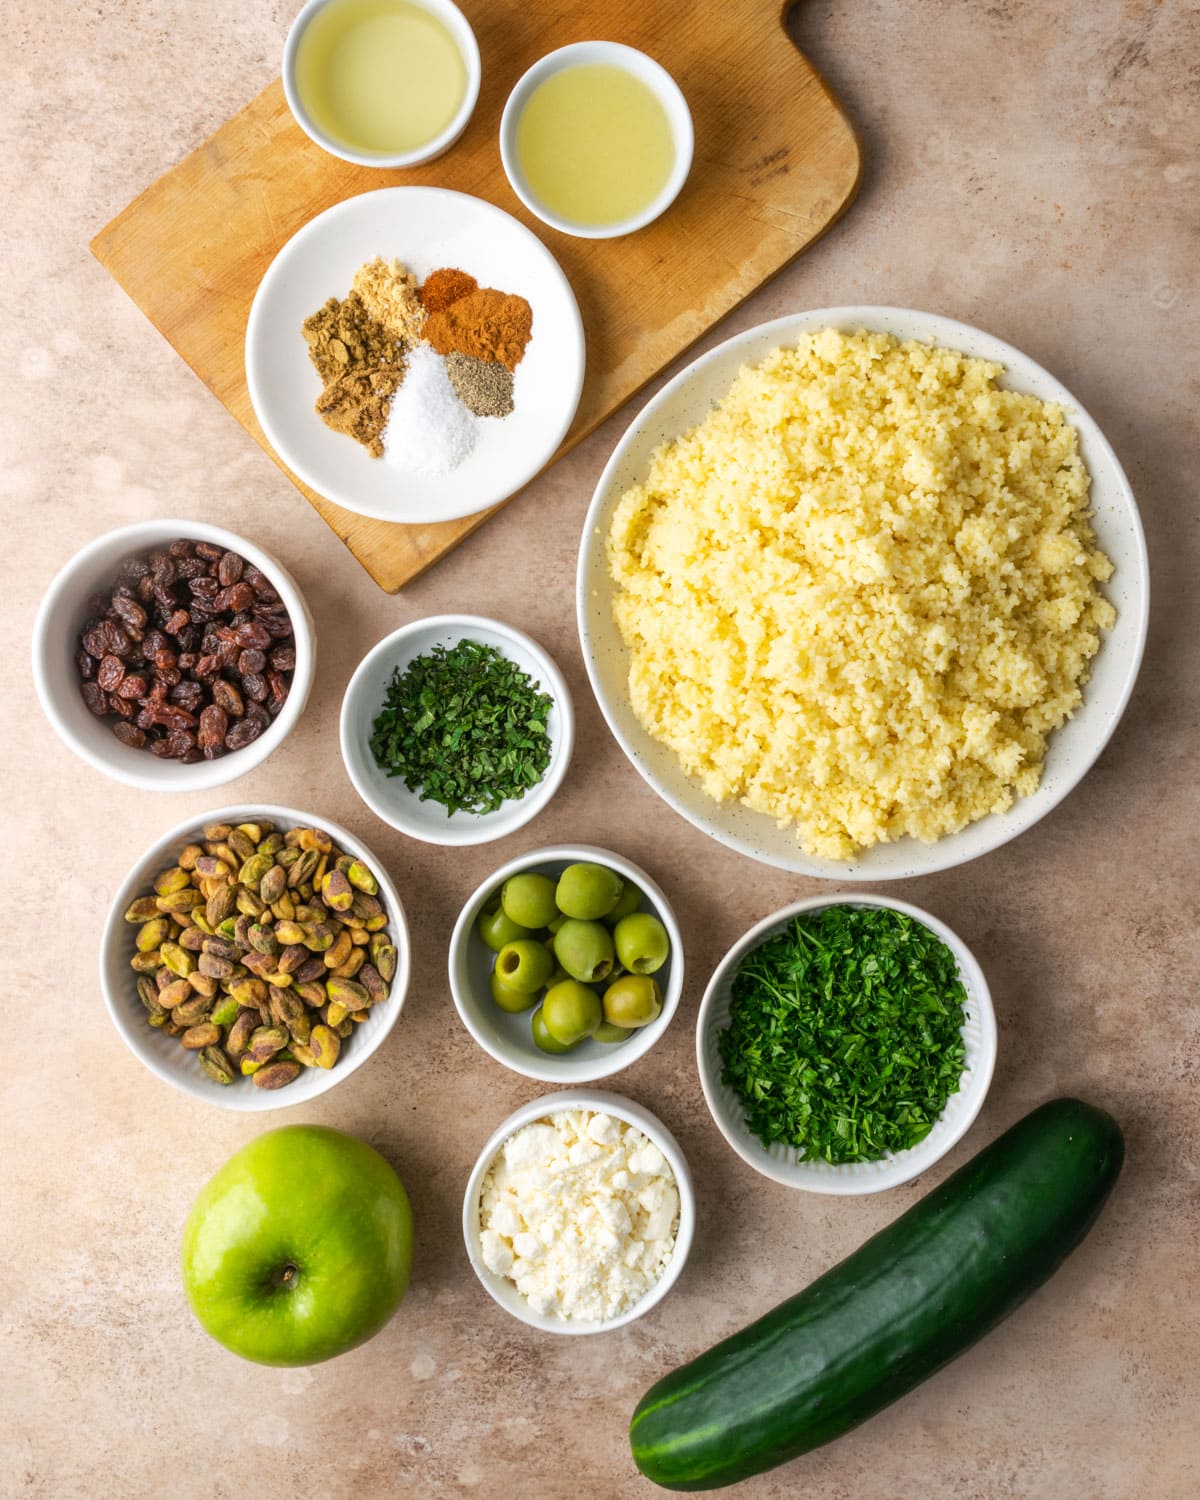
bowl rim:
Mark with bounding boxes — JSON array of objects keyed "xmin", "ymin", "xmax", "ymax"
[
  {"xmin": 461, "ymin": 1087, "xmax": 695, "ymax": 1334},
  {"xmin": 31, "ymin": 518, "xmax": 315, "ymax": 793},
  {"xmin": 447, "ymin": 842, "xmax": 684, "ymax": 1082},
  {"xmin": 576, "ymin": 304, "xmax": 1151, "ymax": 880},
  {"xmin": 99, "ymin": 802, "xmax": 410, "ymax": 1112},
  {"xmin": 339, "ymin": 613, "xmax": 575, "ymax": 846},
  {"xmin": 695, "ymin": 892, "xmax": 997, "ymax": 1194},
  {"xmin": 282, "ymin": 0, "xmax": 482, "ymax": 169},
  {"xmin": 498, "ymin": 40, "xmax": 694, "ymax": 240}
]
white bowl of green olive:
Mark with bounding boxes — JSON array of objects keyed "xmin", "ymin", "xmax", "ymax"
[
  {"xmin": 448, "ymin": 845, "xmax": 684, "ymax": 1083},
  {"xmin": 99, "ymin": 805, "xmax": 409, "ymax": 1111}
]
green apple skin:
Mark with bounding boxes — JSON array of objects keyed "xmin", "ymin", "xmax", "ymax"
[{"xmin": 181, "ymin": 1125, "xmax": 413, "ymax": 1367}]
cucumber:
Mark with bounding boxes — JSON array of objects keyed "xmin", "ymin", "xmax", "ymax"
[{"xmin": 630, "ymin": 1097, "xmax": 1123, "ymax": 1491}]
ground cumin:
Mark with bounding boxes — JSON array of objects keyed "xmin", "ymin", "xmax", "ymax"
[
  {"xmin": 301, "ymin": 292, "xmax": 407, "ymax": 458},
  {"xmin": 424, "ymin": 288, "xmax": 534, "ymax": 371}
]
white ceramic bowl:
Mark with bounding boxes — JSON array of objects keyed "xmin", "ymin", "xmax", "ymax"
[
  {"xmin": 449, "ymin": 844, "xmax": 683, "ymax": 1082},
  {"xmin": 282, "ymin": 0, "xmax": 481, "ymax": 169},
  {"xmin": 462, "ymin": 1088, "xmax": 695, "ymax": 1333},
  {"xmin": 100, "ymin": 804, "xmax": 410, "ymax": 1111},
  {"xmin": 245, "ymin": 187, "xmax": 585, "ymax": 526},
  {"xmin": 32, "ymin": 520, "xmax": 315, "ymax": 793},
  {"xmin": 499, "ymin": 41, "xmax": 694, "ymax": 239},
  {"xmin": 578, "ymin": 307, "xmax": 1150, "ymax": 880},
  {"xmin": 696, "ymin": 894, "xmax": 997, "ymax": 1194},
  {"xmin": 341, "ymin": 614, "xmax": 574, "ymax": 845}
]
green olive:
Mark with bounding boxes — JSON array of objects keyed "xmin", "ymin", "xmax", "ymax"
[
  {"xmin": 555, "ymin": 862, "xmax": 624, "ymax": 921},
  {"xmin": 593, "ymin": 1019, "xmax": 632, "ymax": 1044},
  {"xmin": 542, "ymin": 980, "xmax": 603, "ymax": 1046},
  {"xmin": 494, "ymin": 939, "xmax": 554, "ymax": 994},
  {"xmin": 500, "ymin": 872, "xmax": 558, "ymax": 930},
  {"xmin": 553, "ymin": 919, "xmax": 615, "ymax": 984},
  {"xmin": 604, "ymin": 880, "xmax": 643, "ymax": 925},
  {"xmin": 531, "ymin": 1005, "xmax": 574, "ymax": 1054},
  {"xmin": 477, "ymin": 902, "xmax": 529, "ymax": 952},
  {"xmin": 490, "ymin": 968, "xmax": 539, "ymax": 1013},
  {"xmin": 603, "ymin": 974, "xmax": 663, "ymax": 1029},
  {"xmin": 613, "ymin": 912, "xmax": 670, "ymax": 975}
]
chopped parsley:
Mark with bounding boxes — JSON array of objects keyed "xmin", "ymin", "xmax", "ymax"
[
  {"xmin": 718, "ymin": 905, "xmax": 968, "ymax": 1164},
  {"xmin": 369, "ymin": 639, "xmax": 553, "ymax": 816}
]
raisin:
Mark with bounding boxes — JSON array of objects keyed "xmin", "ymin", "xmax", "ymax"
[
  {"xmin": 233, "ymin": 621, "xmax": 271, "ymax": 650},
  {"xmin": 73, "ymin": 539, "xmax": 294, "ymax": 763},
  {"xmin": 97, "ymin": 655, "xmax": 125, "ymax": 691},
  {"xmin": 81, "ymin": 681, "xmax": 108, "ymax": 716},
  {"xmin": 82, "ymin": 620, "xmax": 131, "ymax": 658},
  {"xmin": 112, "ymin": 722, "xmax": 146, "ymax": 748},
  {"xmin": 198, "ymin": 703, "xmax": 229, "ymax": 750},
  {"xmin": 212, "ymin": 679, "xmax": 244, "ymax": 717},
  {"xmin": 226, "ymin": 582, "xmax": 256, "ymax": 612},
  {"xmin": 224, "ymin": 717, "xmax": 262, "ymax": 750},
  {"xmin": 110, "ymin": 595, "xmax": 147, "ymax": 633},
  {"xmin": 169, "ymin": 680, "xmax": 205, "ymax": 711}
]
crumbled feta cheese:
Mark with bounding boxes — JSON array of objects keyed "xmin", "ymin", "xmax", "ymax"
[{"xmin": 477, "ymin": 1110, "xmax": 680, "ymax": 1323}]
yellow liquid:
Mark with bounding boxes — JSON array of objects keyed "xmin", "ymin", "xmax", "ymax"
[
  {"xmin": 516, "ymin": 64, "xmax": 676, "ymax": 228},
  {"xmin": 295, "ymin": 0, "xmax": 466, "ymax": 155}
]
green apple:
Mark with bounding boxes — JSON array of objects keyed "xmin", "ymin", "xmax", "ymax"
[{"xmin": 181, "ymin": 1125, "xmax": 412, "ymax": 1366}]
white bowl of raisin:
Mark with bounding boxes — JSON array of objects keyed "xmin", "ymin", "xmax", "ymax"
[{"xmin": 32, "ymin": 521, "xmax": 315, "ymax": 791}]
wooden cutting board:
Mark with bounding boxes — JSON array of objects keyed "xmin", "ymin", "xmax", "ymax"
[{"xmin": 91, "ymin": 1, "xmax": 860, "ymax": 592}]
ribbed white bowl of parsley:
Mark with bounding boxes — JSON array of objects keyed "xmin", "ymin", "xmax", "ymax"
[{"xmin": 696, "ymin": 896, "xmax": 997, "ymax": 1194}]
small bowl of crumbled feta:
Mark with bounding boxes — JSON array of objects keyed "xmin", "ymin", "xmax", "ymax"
[{"xmin": 462, "ymin": 1090, "xmax": 695, "ymax": 1333}]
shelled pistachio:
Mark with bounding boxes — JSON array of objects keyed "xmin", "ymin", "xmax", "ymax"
[{"xmin": 125, "ymin": 821, "xmax": 395, "ymax": 1090}]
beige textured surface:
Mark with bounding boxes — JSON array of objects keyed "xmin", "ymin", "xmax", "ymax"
[{"xmin": 2, "ymin": 2, "xmax": 1197, "ymax": 1497}]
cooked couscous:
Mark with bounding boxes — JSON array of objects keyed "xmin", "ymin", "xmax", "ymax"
[{"xmin": 607, "ymin": 329, "xmax": 1116, "ymax": 859}]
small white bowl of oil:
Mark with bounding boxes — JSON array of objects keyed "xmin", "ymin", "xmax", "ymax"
[
  {"xmin": 283, "ymin": 0, "xmax": 481, "ymax": 169},
  {"xmin": 499, "ymin": 41, "xmax": 694, "ymax": 240}
]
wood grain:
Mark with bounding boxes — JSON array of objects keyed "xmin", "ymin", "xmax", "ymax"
[{"xmin": 91, "ymin": 0, "xmax": 860, "ymax": 591}]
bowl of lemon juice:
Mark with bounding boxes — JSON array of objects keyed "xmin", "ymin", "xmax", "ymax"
[
  {"xmin": 500, "ymin": 42, "xmax": 693, "ymax": 239},
  {"xmin": 284, "ymin": 0, "xmax": 481, "ymax": 168}
]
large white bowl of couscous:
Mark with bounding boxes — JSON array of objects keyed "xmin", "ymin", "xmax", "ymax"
[{"xmin": 576, "ymin": 309, "xmax": 1148, "ymax": 879}]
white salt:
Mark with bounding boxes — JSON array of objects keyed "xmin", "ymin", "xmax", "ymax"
[{"xmin": 384, "ymin": 343, "xmax": 477, "ymax": 474}]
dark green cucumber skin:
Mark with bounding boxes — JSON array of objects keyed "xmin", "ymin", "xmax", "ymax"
[{"xmin": 631, "ymin": 1097, "xmax": 1124, "ymax": 1492}]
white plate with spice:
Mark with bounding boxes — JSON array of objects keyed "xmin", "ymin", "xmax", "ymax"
[{"xmin": 245, "ymin": 187, "xmax": 585, "ymax": 525}]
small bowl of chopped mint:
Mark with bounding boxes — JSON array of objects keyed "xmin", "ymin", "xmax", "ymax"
[
  {"xmin": 696, "ymin": 896, "xmax": 997, "ymax": 1194},
  {"xmin": 340, "ymin": 615, "xmax": 574, "ymax": 845}
]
